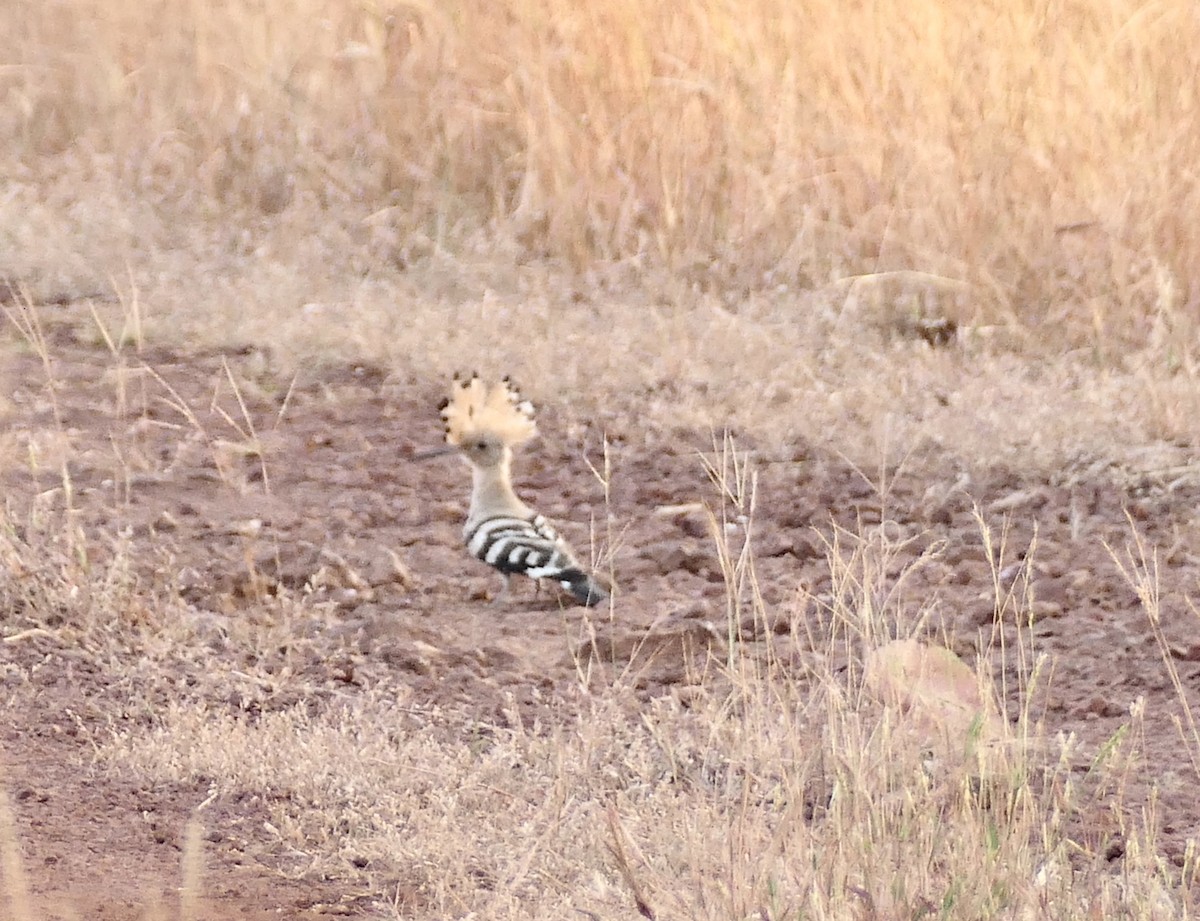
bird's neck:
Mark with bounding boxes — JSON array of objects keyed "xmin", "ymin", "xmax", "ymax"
[{"xmin": 469, "ymin": 456, "xmax": 526, "ymax": 520}]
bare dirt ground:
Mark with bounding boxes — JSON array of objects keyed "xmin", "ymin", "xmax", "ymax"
[{"xmin": 3, "ymin": 320, "xmax": 1200, "ymax": 917}]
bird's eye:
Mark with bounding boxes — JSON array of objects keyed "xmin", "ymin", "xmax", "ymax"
[{"xmin": 475, "ymin": 441, "xmax": 487, "ymax": 450}]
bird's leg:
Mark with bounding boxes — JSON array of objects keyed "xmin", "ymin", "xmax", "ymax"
[{"xmin": 493, "ymin": 573, "xmax": 512, "ymax": 605}]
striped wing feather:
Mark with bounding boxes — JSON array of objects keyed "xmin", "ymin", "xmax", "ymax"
[{"xmin": 464, "ymin": 513, "xmax": 606, "ymax": 605}]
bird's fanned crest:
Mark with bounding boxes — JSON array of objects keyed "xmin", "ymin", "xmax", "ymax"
[{"xmin": 440, "ymin": 373, "xmax": 537, "ymax": 447}]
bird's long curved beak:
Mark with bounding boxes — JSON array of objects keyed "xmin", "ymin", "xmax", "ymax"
[{"xmin": 412, "ymin": 445, "xmax": 456, "ymax": 461}]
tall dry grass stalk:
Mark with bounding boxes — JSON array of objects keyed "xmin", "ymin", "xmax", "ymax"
[{"xmin": 4, "ymin": 0, "xmax": 1198, "ymax": 339}]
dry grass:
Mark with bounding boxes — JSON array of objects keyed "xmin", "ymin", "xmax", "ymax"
[
  {"xmin": 0, "ymin": 296, "xmax": 1196, "ymax": 916},
  {"xmin": 4, "ymin": 1, "xmax": 1200, "ymax": 917},
  {"xmin": 1, "ymin": 442, "xmax": 1193, "ymax": 919},
  {"xmin": 3, "ymin": 0, "xmax": 1200, "ymax": 345},
  {"xmin": 5, "ymin": 0, "xmax": 1200, "ymax": 479}
]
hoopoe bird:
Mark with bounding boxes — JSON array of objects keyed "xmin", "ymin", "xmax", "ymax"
[{"xmin": 435, "ymin": 374, "xmax": 608, "ymax": 607}]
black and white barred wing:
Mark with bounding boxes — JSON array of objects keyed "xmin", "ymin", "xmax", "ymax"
[
  {"xmin": 465, "ymin": 515, "xmax": 573, "ymax": 577},
  {"xmin": 464, "ymin": 514, "xmax": 607, "ymax": 606},
  {"xmin": 526, "ymin": 513, "xmax": 565, "ymax": 544}
]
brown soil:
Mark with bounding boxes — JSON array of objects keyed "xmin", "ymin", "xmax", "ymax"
[{"xmin": 3, "ymin": 326, "xmax": 1200, "ymax": 917}]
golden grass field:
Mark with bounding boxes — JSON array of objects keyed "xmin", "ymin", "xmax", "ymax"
[{"xmin": 3, "ymin": 0, "xmax": 1200, "ymax": 918}]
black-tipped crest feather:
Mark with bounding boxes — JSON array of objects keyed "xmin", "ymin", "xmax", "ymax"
[{"xmin": 441, "ymin": 375, "xmax": 537, "ymax": 448}]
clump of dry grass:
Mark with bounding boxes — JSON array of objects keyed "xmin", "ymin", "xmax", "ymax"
[{"xmin": 3, "ymin": 0, "xmax": 1200, "ymax": 344}]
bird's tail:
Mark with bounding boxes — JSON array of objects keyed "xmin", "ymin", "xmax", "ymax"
[{"xmin": 557, "ymin": 568, "xmax": 609, "ymax": 607}]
